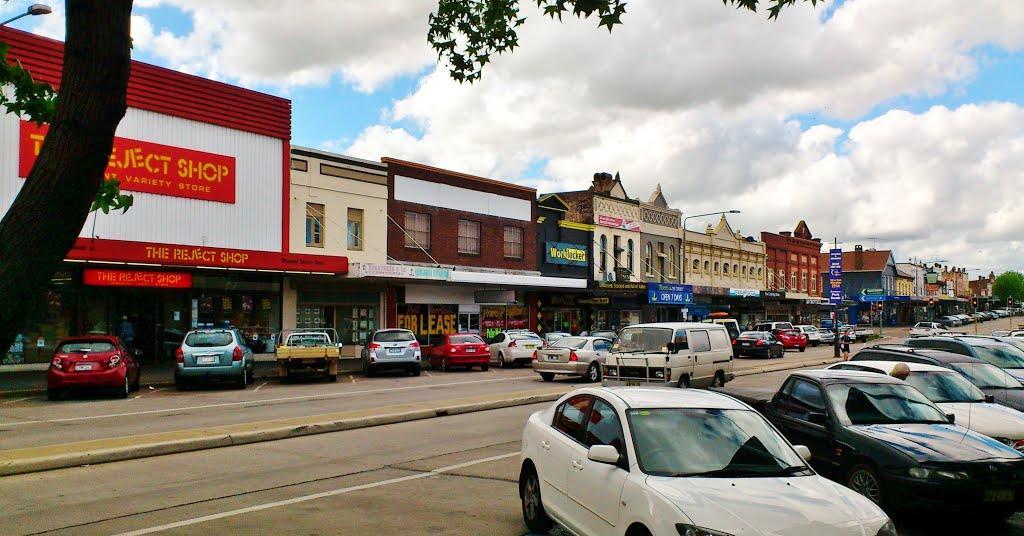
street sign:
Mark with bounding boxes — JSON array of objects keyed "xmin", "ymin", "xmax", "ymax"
[
  {"xmin": 828, "ymin": 249, "xmax": 843, "ymax": 306},
  {"xmin": 862, "ymin": 288, "xmax": 884, "ymax": 296}
]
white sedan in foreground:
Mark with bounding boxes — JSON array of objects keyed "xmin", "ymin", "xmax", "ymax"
[{"xmin": 518, "ymin": 386, "xmax": 895, "ymax": 536}]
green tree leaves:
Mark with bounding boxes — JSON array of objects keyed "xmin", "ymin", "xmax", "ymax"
[
  {"xmin": 993, "ymin": 271, "xmax": 1024, "ymax": 303},
  {"xmin": 0, "ymin": 43, "xmax": 56, "ymax": 124},
  {"xmin": 90, "ymin": 179, "xmax": 134, "ymax": 214}
]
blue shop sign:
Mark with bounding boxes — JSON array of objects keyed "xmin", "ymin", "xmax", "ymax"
[{"xmin": 647, "ymin": 283, "xmax": 694, "ymax": 305}]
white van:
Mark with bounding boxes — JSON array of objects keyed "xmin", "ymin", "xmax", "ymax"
[{"xmin": 602, "ymin": 322, "xmax": 734, "ymax": 388}]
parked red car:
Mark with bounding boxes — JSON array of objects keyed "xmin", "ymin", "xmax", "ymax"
[
  {"xmin": 47, "ymin": 336, "xmax": 141, "ymax": 400},
  {"xmin": 774, "ymin": 329, "xmax": 808, "ymax": 352},
  {"xmin": 426, "ymin": 334, "xmax": 490, "ymax": 372}
]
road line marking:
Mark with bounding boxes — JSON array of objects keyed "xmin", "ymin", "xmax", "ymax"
[
  {"xmin": 112, "ymin": 451, "xmax": 520, "ymax": 536},
  {"xmin": 1, "ymin": 396, "xmax": 34, "ymax": 405},
  {"xmin": 1, "ymin": 375, "xmax": 536, "ymax": 427},
  {"xmin": 253, "ymin": 382, "xmax": 268, "ymax": 393},
  {"xmin": 349, "ymin": 376, "xmax": 356, "ymax": 384},
  {"xmin": 423, "ymin": 371, "xmax": 432, "ymax": 377},
  {"xmin": 133, "ymin": 395, "xmax": 142, "ymax": 400}
]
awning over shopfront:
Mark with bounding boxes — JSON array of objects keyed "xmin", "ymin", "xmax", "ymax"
[{"xmin": 448, "ymin": 270, "xmax": 587, "ymax": 288}]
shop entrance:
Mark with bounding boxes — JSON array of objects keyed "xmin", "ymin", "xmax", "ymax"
[{"xmin": 81, "ymin": 288, "xmax": 190, "ymax": 365}]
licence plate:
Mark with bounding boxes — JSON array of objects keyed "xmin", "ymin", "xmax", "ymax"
[
  {"xmin": 625, "ymin": 380, "xmax": 641, "ymax": 387},
  {"xmin": 741, "ymin": 342, "xmax": 751, "ymax": 347},
  {"xmin": 985, "ymin": 489, "xmax": 1014, "ymax": 502},
  {"xmin": 547, "ymin": 355, "xmax": 559, "ymax": 361},
  {"xmin": 74, "ymin": 363, "xmax": 93, "ymax": 371},
  {"xmin": 387, "ymin": 348, "xmax": 403, "ymax": 355},
  {"xmin": 465, "ymin": 348, "xmax": 476, "ymax": 353},
  {"xmin": 197, "ymin": 356, "xmax": 218, "ymax": 365},
  {"xmin": 524, "ymin": 344, "xmax": 537, "ymax": 350}
]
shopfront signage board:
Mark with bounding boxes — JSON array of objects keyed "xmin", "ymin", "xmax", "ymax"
[
  {"xmin": 596, "ymin": 215, "xmax": 641, "ymax": 232},
  {"xmin": 83, "ymin": 268, "xmax": 193, "ymax": 289},
  {"xmin": 475, "ymin": 290, "xmax": 516, "ymax": 304},
  {"xmin": 728, "ymin": 288, "xmax": 760, "ymax": 298},
  {"xmin": 354, "ymin": 263, "xmax": 449, "ymax": 281},
  {"xmin": 761, "ymin": 290, "xmax": 786, "ymax": 300},
  {"xmin": 20, "ymin": 121, "xmax": 236, "ymax": 204},
  {"xmin": 647, "ymin": 283, "xmax": 694, "ymax": 305},
  {"xmin": 545, "ymin": 242, "xmax": 588, "ymax": 266},
  {"xmin": 592, "ymin": 281, "xmax": 647, "ymax": 292}
]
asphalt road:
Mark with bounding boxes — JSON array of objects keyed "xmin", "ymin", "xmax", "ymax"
[{"xmin": 0, "ymin": 336, "xmax": 877, "ymax": 454}]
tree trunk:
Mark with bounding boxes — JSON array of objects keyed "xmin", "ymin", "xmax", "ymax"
[{"xmin": 0, "ymin": 1, "xmax": 133, "ymax": 355}]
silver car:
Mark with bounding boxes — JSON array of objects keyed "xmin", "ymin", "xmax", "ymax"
[
  {"xmin": 360, "ymin": 329, "xmax": 422, "ymax": 377},
  {"xmin": 489, "ymin": 331, "xmax": 543, "ymax": 368},
  {"xmin": 175, "ymin": 328, "xmax": 254, "ymax": 390},
  {"xmin": 532, "ymin": 336, "xmax": 612, "ymax": 382}
]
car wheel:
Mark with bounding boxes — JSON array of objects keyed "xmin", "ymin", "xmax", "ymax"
[
  {"xmin": 540, "ymin": 372, "xmax": 555, "ymax": 382},
  {"xmin": 117, "ymin": 374, "xmax": 130, "ymax": 399},
  {"xmin": 411, "ymin": 365, "xmax": 421, "ymax": 377},
  {"xmin": 480, "ymin": 363, "xmax": 489, "ymax": 372},
  {"xmin": 47, "ymin": 388, "xmax": 60, "ymax": 401},
  {"xmin": 364, "ymin": 361, "xmax": 375, "ymax": 378},
  {"xmin": 847, "ymin": 464, "xmax": 883, "ymax": 506},
  {"xmin": 520, "ymin": 466, "xmax": 554, "ymax": 533},
  {"xmin": 586, "ymin": 362, "xmax": 601, "ymax": 383},
  {"xmin": 440, "ymin": 357, "xmax": 448, "ymax": 373},
  {"xmin": 498, "ymin": 353, "xmax": 506, "ymax": 368},
  {"xmin": 677, "ymin": 375, "xmax": 691, "ymax": 388},
  {"xmin": 710, "ymin": 371, "xmax": 725, "ymax": 388},
  {"xmin": 799, "ymin": 347, "xmax": 806, "ymax": 352},
  {"xmin": 132, "ymin": 371, "xmax": 141, "ymax": 392},
  {"xmin": 237, "ymin": 370, "xmax": 248, "ymax": 389}
]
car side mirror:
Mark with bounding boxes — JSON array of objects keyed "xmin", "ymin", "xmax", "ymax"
[
  {"xmin": 665, "ymin": 342, "xmax": 676, "ymax": 354},
  {"xmin": 985, "ymin": 394, "xmax": 996, "ymax": 403},
  {"xmin": 587, "ymin": 444, "xmax": 621, "ymax": 465},
  {"xmin": 132, "ymin": 349, "xmax": 143, "ymax": 357},
  {"xmin": 807, "ymin": 412, "xmax": 829, "ymax": 427},
  {"xmin": 793, "ymin": 445, "xmax": 812, "ymax": 461},
  {"xmin": 946, "ymin": 413, "xmax": 956, "ymax": 424}
]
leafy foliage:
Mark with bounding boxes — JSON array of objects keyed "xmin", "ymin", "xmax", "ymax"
[
  {"xmin": 0, "ymin": 42, "xmax": 133, "ymax": 214},
  {"xmin": 428, "ymin": 0, "xmax": 820, "ymax": 83},
  {"xmin": 993, "ymin": 271, "xmax": 1024, "ymax": 303}
]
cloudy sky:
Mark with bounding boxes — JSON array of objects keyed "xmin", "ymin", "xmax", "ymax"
[{"xmin": 8, "ymin": 1, "xmax": 1024, "ymax": 274}]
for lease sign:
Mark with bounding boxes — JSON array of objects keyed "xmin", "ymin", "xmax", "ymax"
[{"xmin": 19, "ymin": 121, "xmax": 236, "ymax": 203}]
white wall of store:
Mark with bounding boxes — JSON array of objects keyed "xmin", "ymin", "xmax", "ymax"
[
  {"xmin": 0, "ymin": 108, "xmax": 285, "ymax": 252},
  {"xmin": 393, "ymin": 175, "xmax": 532, "ymax": 222}
]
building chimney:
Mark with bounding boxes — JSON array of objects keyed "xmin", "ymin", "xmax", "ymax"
[{"xmin": 854, "ymin": 245, "xmax": 864, "ymax": 271}]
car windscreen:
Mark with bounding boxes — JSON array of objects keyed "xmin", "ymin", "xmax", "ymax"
[
  {"xmin": 904, "ymin": 371, "xmax": 986, "ymax": 403},
  {"xmin": 775, "ymin": 323, "xmax": 794, "ymax": 330},
  {"xmin": 827, "ymin": 383, "xmax": 949, "ymax": 425},
  {"xmin": 286, "ymin": 334, "xmax": 330, "ymax": 346},
  {"xmin": 738, "ymin": 332, "xmax": 765, "ymax": 339},
  {"xmin": 449, "ymin": 335, "xmax": 483, "ymax": 345},
  {"xmin": 57, "ymin": 341, "xmax": 115, "ymax": 353},
  {"xmin": 375, "ymin": 331, "xmax": 415, "ymax": 343},
  {"xmin": 185, "ymin": 332, "xmax": 233, "ymax": 347},
  {"xmin": 950, "ymin": 362, "xmax": 1024, "ymax": 389},
  {"xmin": 552, "ymin": 337, "xmax": 588, "ymax": 349},
  {"xmin": 627, "ymin": 408, "xmax": 808, "ymax": 478},
  {"xmin": 973, "ymin": 344, "xmax": 1024, "ymax": 369},
  {"xmin": 611, "ymin": 327, "xmax": 673, "ymax": 354}
]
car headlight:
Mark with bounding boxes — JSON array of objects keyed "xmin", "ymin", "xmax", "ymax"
[
  {"xmin": 935, "ymin": 470, "xmax": 969, "ymax": 480},
  {"xmin": 605, "ymin": 366, "xmax": 617, "ymax": 376},
  {"xmin": 875, "ymin": 520, "xmax": 897, "ymax": 536},
  {"xmin": 676, "ymin": 525, "xmax": 735, "ymax": 536},
  {"xmin": 907, "ymin": 467, "xmax": 930, "ymax": 479}
]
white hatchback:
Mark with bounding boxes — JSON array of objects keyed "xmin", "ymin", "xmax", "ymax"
[{"xmin": 518, "ymin": 386, "xmax": 894, "ymax": 536}]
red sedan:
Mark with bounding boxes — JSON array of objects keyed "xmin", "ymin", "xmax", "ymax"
[
  {"xmin": 427, "ymin": 334, "xmax": 490, "ymax": 372},
  {"xmin": 47, "ymin": 336, "xmax": 141, "ymax": 400},
  {"xmin": 774, "ymin": 329, "xmax": 808, "ymax": 352}
]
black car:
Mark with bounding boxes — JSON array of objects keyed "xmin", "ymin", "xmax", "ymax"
[
  {"xmin": 762, "ymin": 369, "xmax": 1024, "ymax": 516},
  {"xmin": 852, "ymin": 345, "xmax": 1024, "ymax": 412},
  {"xmin": 906, "ymin": 336, "xmax": 1024, "ymax": 382},
  {"xmin": 732, "ymin": 331, "xmax": 784, "ymax": 359}
]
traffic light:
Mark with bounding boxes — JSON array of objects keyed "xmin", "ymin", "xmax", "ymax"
[
  {"xmin": 928, "ymin": 298, "xmax": 935, "ymax": 306},
  {"xmin": 971, "ymin": 297, "xmax": 977, "ymax": 309}
]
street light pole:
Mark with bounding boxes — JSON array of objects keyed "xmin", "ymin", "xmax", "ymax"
[
  {"xmin": 681, "ymin": 209, "xmax": 740, "ymax": 285},
  {"xmin": 0, "ymin": 4, "xmax": 51, "ymax": 27}
]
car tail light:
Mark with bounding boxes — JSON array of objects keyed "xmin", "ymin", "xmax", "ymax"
[
  {"xmin": 232, "ymin": 346, "xmax": 243, "ymax": 361},
  {"xmin": 508, "ymin": 340, "xmax": 517, "ymax": 348},
  {"xmin": 367, "ymin": 342, "xmax": 381, "ymax": 350},
  {"xmin": 108, "ymin": 355, "xmax": 122, "ymax": 368},
  {"xmin": 532, "ymin": 350, "xmax": 538, "ymax": 361},
  {"xmin": 175, "ymin": 347, "xmax": 184, "ymax": 364},
  {"xmin": 756, "ymin": 340, "xmax": 765, "ymax": 346},
  {"xmin": 50, "ymin": 356, "xmax": 63, "ymax": 369},
  {"xmin": 731, "ymin": 338, "xmax": 737, "ymax": 346},
  {"xmin": 569, "ymin": 351, "xmax": 578, "ymax": 362},
  {"xmin": 410, "ymin": 341, "xmax": 420, "ymax": 349}
]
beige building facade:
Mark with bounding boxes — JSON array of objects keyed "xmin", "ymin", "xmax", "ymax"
[{"xmin": 680, "ymin": 215, "xmax": 766, "ymax": 292}]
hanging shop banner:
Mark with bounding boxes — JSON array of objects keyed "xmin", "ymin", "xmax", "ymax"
[
  {"xmin": 20, "ymin": 121, "xmax": 236, "ymax": 204},
  {"xmin": 828, "ymin": 248, "xmax": 843, "ymax": 306},
  {"xmin": 395, "ymin": 304, "xmax": 457, "ymax": 341},
  {"xmin": 728, "ymin": 288, "xmax": 761, "ymax": 298},
  {"xmin": 596, "ymin": 215, "xmax": 641, "ymax": 232},
  {"xmin": 83, "ymin": 268, "xmax": 192, "ymax": 289},
  {"xmin": 545, "ymin": 242, "xmax": 588, "ymax": 266},
  {"xmin": 647, "ymin": 283, "xmax": 694, "ymax": 305}
]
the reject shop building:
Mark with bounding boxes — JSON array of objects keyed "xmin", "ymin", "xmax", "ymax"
[{"xmin": 0, "ymin": 29, "xmax": 346, "ymax": 366}]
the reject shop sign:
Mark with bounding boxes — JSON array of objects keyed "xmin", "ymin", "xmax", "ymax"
[
  {"xmin": 83, "ymin": 268, "xmax": 192, "ymax": 289},
  {"xmin": 69, "ymin": 238, "xmax": 348, "ymax": 274},
  {"xmin": 597, "ymin": 215, "xmax": 641, "ymax": 232},
  {"xmin": 19, "ymin": 121, "xmax": 236, "ymax": 204}
]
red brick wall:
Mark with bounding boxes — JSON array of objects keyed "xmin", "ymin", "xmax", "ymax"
[{"xmin": 386, "ymin": 160, "xmax": 537, "ymax": 270}]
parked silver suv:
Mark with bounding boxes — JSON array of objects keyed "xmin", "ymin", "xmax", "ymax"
[
  {"xmin": 361, "ymin": 329, "xmax": 422, "ymax": 377},
  {"xmin": 175, "ymin": 328, "xmax": 254, "ymax": 390}
]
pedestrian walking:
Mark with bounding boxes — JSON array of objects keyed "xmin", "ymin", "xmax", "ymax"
[
  {"xmin": 118, "ymin": 315, "xmax": 135, "ymax": 353},
  {"xmin": 841, "ymin": 329, "xmax": 854, "ymax": 360}
]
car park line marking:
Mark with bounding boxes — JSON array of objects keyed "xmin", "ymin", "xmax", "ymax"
[
  {"xmin": 253, "ymin": 382, "xmax": 268, "ymax": 393},
  {"xmin": 1, "ymin": 375, "xmax": 536, "ymax": 427},
  {"xmin": 424, "ymin": 371, "xmax": 432, "ymax": 377},
  {"xmin": 133, "ymin": 395, "xmax": 142, "ymax": 400},
  {"xmin": 1, "ymin": 396, "xmax": 34, "ymax": 405},
  {"xmin": 111, "ymin": 451, "xmax": 520, "ymax": 536}
]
